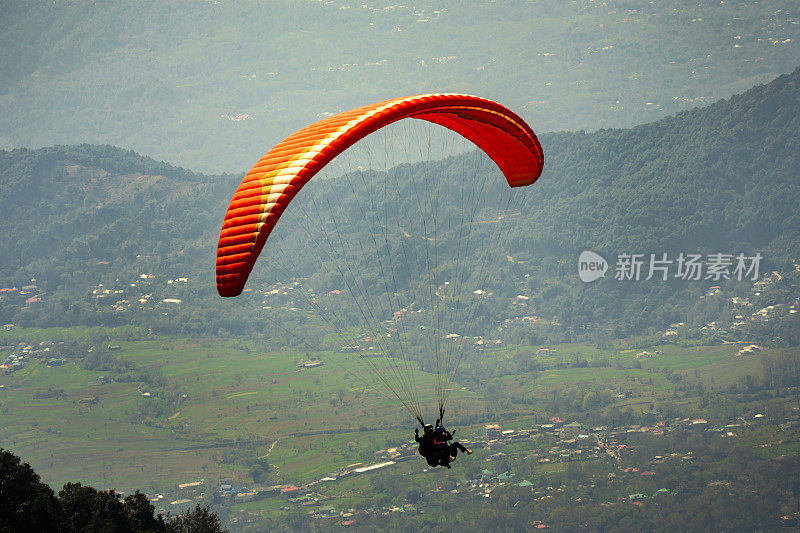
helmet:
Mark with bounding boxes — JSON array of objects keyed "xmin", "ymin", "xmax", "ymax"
[{"xmin": 424, "ymin": 424, "xmax": 433, "ymax": 433}]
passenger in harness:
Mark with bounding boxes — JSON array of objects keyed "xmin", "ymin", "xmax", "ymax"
[
  {"xmin": 415, "ymin": 419, "xmax": 472, "ymax": 469},
  {"xmin": 431, "ymin": 419, "xmax": 472, "ymax": 469}
]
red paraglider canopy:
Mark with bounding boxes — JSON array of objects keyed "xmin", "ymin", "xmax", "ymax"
[{"xmin": 216, "ymin": 93, "xmax": 544, "ymax": 297}]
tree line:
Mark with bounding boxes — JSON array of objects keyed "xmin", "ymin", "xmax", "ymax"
[{"xmin": 0, "ymin": 448, "xmax": 225, "ymax": 533}]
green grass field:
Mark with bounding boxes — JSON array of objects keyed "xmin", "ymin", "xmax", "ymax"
[
  {"xmin": 0, "ymin": 330, "xmax": 475, "ymax": 494},
  {"xmin": 0, "ymin": 328, "xmax": 775, "ymax": 503}
]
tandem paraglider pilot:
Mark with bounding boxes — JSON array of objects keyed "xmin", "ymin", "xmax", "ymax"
[{"xmin": 415, "ymin": 419, "xmax": 472, "ymax": 469}]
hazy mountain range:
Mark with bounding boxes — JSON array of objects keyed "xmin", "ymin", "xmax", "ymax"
[{"xmin": 1, "ymin": 0, "xmax": 799, "ymax": 172}]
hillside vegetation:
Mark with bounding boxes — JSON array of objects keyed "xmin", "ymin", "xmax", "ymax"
[{"xmin": 1, "ymin": 67, "xmax": 798, "ymax": 348}]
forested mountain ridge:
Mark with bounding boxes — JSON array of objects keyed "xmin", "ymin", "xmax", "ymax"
[
  {"xmin": 0, "ymin": 67, "xmax": 798, "ymax": 343},
  {"xmin": 0, "ymin": 145, "xmax": 232, "ymax": 287},
  {"xmin": 536, "ymin": 67, "xmax": 800, "ymax": 260},
  {"xmin": 520, "ymin": 67, "xmax": 800, "ymax": 338}
]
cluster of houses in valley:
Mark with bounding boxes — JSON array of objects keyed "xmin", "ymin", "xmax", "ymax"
[
  {"xmin": 257, "ymin": 276, "xmax": 545, "ymax": 346},
  {"xmin": 296, "ymin": 359, "xmax": 324, "ymax": 370},
  {"xmin": 660, "ymin": 263, "xmax": 799, "ymax": 341},
  {"xmin": 89, "ymin": 274, "xmax": 189, "ymax": 314},
  {"xmin": 504, "ymin": 314, "xmax": 541, "ymax": 328},
  {"xmin": 634, "ymin": 349, "xmax": 662, "ymax": 359},
  {"xmin": 0, "ymin": 340, "xmax": 67, "ymax": 376},
  {"xmin": 0, "ymin": 271, "xmax": 192, "ymax": 318},
  {"xmin": 0, "ymin": 282, "xmax": 44, "ymax": 308},
  {"xmin": 256, "ymin": 279, "xmax": 310, "ymax": 311},
  {"xmin": 735, "ymin": 344, "xmax": 762, "ymax": 357},
  {"xmin": 243, "ymin": 417, "xmax": 705, "ymax": 523},
  {"xmin": 150, "ymin": 404, "xmax": 800, "ymax": 527}
]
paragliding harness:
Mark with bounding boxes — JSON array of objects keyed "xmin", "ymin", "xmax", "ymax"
[
  {"xmin": 433, "ymin": 423, "xmax": 453, "ymax": 447},
  {"xmin": 416, "ymin": 406, "xmax": 461, "ymax": 467}
]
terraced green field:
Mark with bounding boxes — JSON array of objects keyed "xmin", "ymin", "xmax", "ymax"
[
  {"xmin": 0, "ymin": 329, "xmax": 477, "ymax": 495},
  {"xmin": 0, "ymin": 327, "xmax": 765, "ymax": 503}
]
